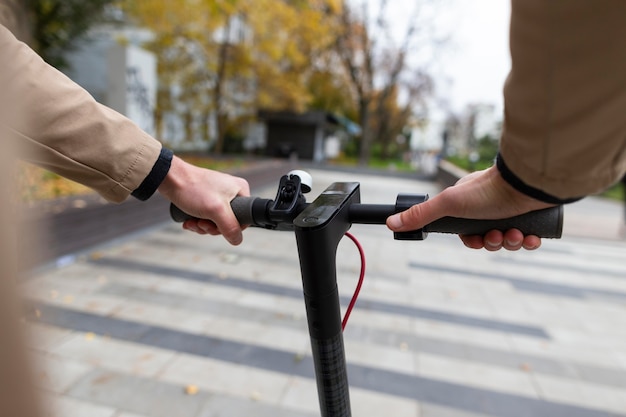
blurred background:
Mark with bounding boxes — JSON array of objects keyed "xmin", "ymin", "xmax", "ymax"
[
  {"xmin": 4, "ymin": 0, "xmax": 523, "ymax": 200},
  {"xmin": 4, "ymin": 2, "xmax": 626, "ymax": 416},
  {"xmin": 7, "ymin": 0, "xmax": 622, "ymax": 203}
]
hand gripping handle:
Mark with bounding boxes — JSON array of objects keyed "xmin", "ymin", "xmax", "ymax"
[{"xmin": 173, "ymin": 199, "xmax": 564, "ymax": 238}]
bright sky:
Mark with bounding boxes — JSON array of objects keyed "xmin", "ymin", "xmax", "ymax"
[
  {"xmin": 357, "ymin": 0, "xmax": 512, "ymax": 114},
  {"xmin": 435, "ymin": 0, "xmax": 511, "ymax": 113}
]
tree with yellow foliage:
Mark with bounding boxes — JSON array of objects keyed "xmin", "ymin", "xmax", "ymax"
[{"xmin": 122, "ymin": 0, "xmax": 345, "ymax": 154}]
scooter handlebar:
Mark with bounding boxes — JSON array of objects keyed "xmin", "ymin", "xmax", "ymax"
[{"xmin": 171, "ymin": 199, "xmax": 563, "ymax": 238}]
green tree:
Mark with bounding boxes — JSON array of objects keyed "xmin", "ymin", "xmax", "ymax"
[
  {"xmin": 475, "ymin": 134, "xmax": 499, "ymax": 163},
  {"xmin": 27, "ymin": 0, "xmax": 117, "ymax": 69}
]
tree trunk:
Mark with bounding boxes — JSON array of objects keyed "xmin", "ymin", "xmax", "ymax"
[
  {"xmin": 201, "ymin": 108, "xmax": 211, "ymax": 143},
  {"xmin": 377, "ymin": 109, "xmax": 392, "ymax": 160},
  {"xmin": 184, "ymin": 110, "xmax": 193, "ymax": 142},
  {"xmin": 357, "ymin": 99, "xmax": 371, "ymax": 166},
  {"xmin": 212, "ymin": 79, "xmax": 225, "ymax": 154},
  {"xmin": 212, "ymin": 17, "xmax": 231, "ymax": 155},
  {"xmin": 214, "ymin": 113, "xmax": 226, "ymax": 154}
]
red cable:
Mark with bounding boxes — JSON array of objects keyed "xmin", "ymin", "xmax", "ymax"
[{"xmin": 342, "ymin": 231, "xmax": 366, "ymax": 331}]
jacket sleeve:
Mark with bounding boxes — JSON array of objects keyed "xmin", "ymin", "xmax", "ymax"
[
  {"xmin": 0, "ymin": 24, "xmax": 162, "ymax": 203},
  {"xmin": 500, "ymin": 0, "xmax": 626, "ymax": 201}
]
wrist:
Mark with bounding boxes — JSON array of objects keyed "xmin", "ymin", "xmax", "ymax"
[
  {"xmin": 157, "ymin": 155, "xmax": 188, "ymax": 201},
  {"xmin": 496, "ymin": 153, "xmax": 583, "ymax": 205},
  {"xmin": 131, "ymin": 147, "xmax": 173, "ymax": 201},
  {"xmin": 489, "ymin": 165, "xmax": 553, "ymax": 211}
]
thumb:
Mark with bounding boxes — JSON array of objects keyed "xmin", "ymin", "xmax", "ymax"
[{"xmin": 386, "ymin": 197, "xmax": 443, "ymax": 232}]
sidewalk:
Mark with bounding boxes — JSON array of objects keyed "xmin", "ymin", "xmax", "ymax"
[{"xmin": 22, "ymin": 168, "xmax": 626, "ymax": 417}]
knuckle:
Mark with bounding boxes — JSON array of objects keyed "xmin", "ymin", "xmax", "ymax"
[{"xmin": 402, "ymin": 204, "xmax": 423, "ymax": 226}]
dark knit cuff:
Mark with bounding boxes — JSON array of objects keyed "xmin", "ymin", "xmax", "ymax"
[
  {"xmin": 131, "ymin": 147, "xmax": 173, "ymax": 201},
  {"xmin": 496, "ymin": 153, "xmax": 583, "ymax": 205}
]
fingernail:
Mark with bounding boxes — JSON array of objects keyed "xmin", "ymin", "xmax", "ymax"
[
  {"xmin": 486, "ymin": 238, "xmax": 500, "ymax": 248},
  {"xmin": 387, "ymin": 214, "xmax": 403, "ymax": 230},
  {"xmin": 505, "ymin": 239, "xmax": 521, "ymax": 247}
]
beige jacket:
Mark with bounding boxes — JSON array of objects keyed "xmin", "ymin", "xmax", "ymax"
[
  {"xmin": 0, "ymin": 127, "xmax": 42, "ymax": 417},
  {"xmin": 501, "ymin": 0, "xmax": 626, "ymax": 200},
  {"xmin": 0, "ymin": 24, "xmax": 162, "ymax": 203},
  {"xmin": 0, "ymin": 22, "xmax": 162, "ymax": 417}
]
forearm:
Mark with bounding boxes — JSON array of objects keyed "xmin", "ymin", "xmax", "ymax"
[
  {"xmin": 0, "ymin": 24, "xmax": 162, "ymax": 203},
  {"xmin": 502, "ymin": 0, "xmax": 626, "ymax": 200}
]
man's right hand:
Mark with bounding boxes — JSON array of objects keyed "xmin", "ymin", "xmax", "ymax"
[{"xmin": 386, "ymin": 165, "xmax": 555, "ymax": 251}]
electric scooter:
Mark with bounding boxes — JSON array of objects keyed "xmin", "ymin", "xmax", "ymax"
[{"xmin": 171, "ymin": 171, "xmax": 563, "ymax": 417}]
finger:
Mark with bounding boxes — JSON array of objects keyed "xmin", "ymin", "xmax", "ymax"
[
  {"xmin": 182, "ymin": 220, "xmax": 197, "ymax": 232},
  {"xmin": 183, "ymin": 220, "xmax": 204, "ymax": 234},
  {"xmin": 387, "ymin": 197, "xmax": 444, "ymax": 232},
  {"xmin": 220, "ymin": 223, "xmax": 243, "ymax": 246},
  {"xmin": 213, "ymin": 208, "xmax": 244, "ymax": 245},
  {"xmin": 503, "ymin": 229, "xmax": 524, "ymax": 251},
  {"xmin": 484, "ymin": 229, "xmax": 504, "ymax": 251},
  {"xmin": 522, "ymin": 235, "xmax": 542, "ymax": 250},
  {"xmin": 238, "ymin": 177, "xmax": 251, "ymax": 197},
  {"xmin": 196, "ymin": 219, "xmax": 220, "ymax": 236},
  {"xmin": 460, "ymin": 234, "xmax": 485, "ymax": 249}
]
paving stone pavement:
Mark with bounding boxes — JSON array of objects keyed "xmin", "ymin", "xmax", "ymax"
[{"xmin": 21, "ymin": 168, "xmax": 626, "ymax": 417}]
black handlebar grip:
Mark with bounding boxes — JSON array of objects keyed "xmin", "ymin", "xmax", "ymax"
[
  {"xmin": 169, "ymin": 196, "xmax": 259, "ymax": 225},
  {"xmin": 229, "ymin": 196, "xmax": 257, "ymax": 225},
  {"xmin": 425, "ymin": 206, "xmax": 563, "ymax": 238},
  {"xmin": 170, "ymin": 204, "xmax": 193, "ymax": 223}
]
